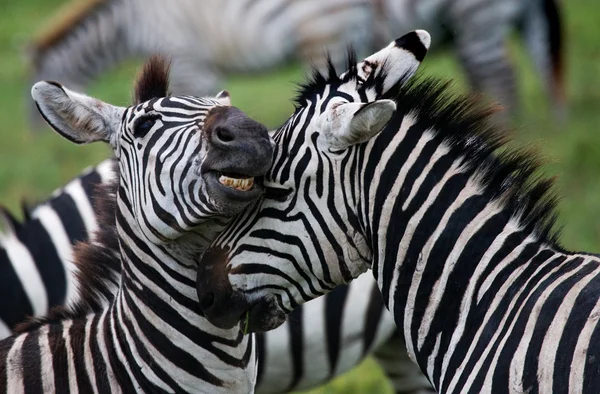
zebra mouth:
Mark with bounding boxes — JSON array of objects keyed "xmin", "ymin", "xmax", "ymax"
[
  {"xmin": 203, "ymin": 171, "xmax": 265, "ymax": 204},
  {"xmin": 218, "ymin": 172, "xmax": 254, "ymax": 192},
  {"xmin": 240, "ymin": 297, "xmax": 287, "ymax": 333}
]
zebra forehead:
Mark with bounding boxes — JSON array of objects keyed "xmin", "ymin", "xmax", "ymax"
[{"xmin": 133, "ymin": 55, "xmax": 171, "ymax": 105}]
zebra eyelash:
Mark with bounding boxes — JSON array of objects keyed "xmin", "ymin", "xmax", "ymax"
[{"xmin": 133, "ymin": 114, "xmax": 161, "ymax": 139}]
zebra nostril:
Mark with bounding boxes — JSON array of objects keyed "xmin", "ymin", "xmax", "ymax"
[
  {"xmin": 215, "ymin": 126, "xmax": 235, "ymax": 144},
  {"xmin": 200, "ymin": 292, "xmax": 216, "ymax": 311}
]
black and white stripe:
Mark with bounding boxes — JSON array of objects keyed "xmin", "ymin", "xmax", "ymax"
[
  {"xmin": 0, "ymin": 57, "xmax": 274, "ymax": 392},
  {"xmin": 198, "ymin": 29, "xmax": 600, "ymax": 393},
  {"xmin": 29, "ymin": 0, "xmax": 563, "ymax": 125}
]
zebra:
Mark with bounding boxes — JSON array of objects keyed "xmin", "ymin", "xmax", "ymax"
[
  {"xmin": 27, "ymin": 0, "xmax": 563, "ymax": 126},
  {"xmin": 0, "ymin": 55, "xmax": 275, "ymax": 392},
  {"xmin": 0, "ymin": 40, "xmax": 437, "ymax": 394},
  {"xmin": 193, "ymin": 25, "xmax": 600, "ymax": 393}
]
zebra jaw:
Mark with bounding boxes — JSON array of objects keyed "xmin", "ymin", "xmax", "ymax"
[{"xmin": 218, "ymin": 175, "xmax": 254, "ymax": 191}]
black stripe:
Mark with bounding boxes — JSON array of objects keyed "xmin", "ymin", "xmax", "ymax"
[
  {"xmin": 325, "ymin": 284, "xmax": 350, "ymax": 376},
  {"xmin": 0, "ymin": 248, "xmax": 34, "ymax": 328},
  {"xmin": 583, "ymin": 304, "xmax": 600, "ymax": 392},
  {"xmin": 362, "ymin": 281, "xmax": 385, "ymax": 357},
  {"xmin": 21, "ymin": 329, "xmax": 43, "ymax": 394},
  {"xmin": 49, "ymin": 193, "xmax": 88, "ymax": 244},
  {"xmin": 394, "ymin": 31, "xmax": 428, "ymax": 62},
  {"xmin": 15, "ymin": 219, "xmax": 66, "ymax": 307},
  {"xmin": 49, "ymin": 322, "xmax": 69, "ymax": 392},
  {"xmin": 286, "ymin": 304, "xmax": 304, "ymax": 391}
]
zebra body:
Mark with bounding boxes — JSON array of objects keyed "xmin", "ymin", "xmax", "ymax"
[
  {"xmin": 29, "ymin": 0, "xmax": 563, "ymax": 123},
  {"xmin": 0, "ymin": 57, "xmax": 275, "ymax": 392},
  {"xmin": 195, "ymin": 29, "xmax": 600, "ymax": 393},
  {"xmin": 0, "ymin": 158, "xmax": 433, "ymax": 393}
]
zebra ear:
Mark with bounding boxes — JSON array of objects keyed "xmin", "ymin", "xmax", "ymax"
[
  {"xmin": 31, "ymin": 81, "xmax": 124, "ymax": 145},
  {"xmin": 321, "ymin": 99, "xmax": 396, "ymax": 150},
  {"xmin": 214, "ymin": 90, "xmax": 231, "ymax": 106},
  {"xmin": 346, "ymin": 30, "xmax": 431, "ymax": 94}
]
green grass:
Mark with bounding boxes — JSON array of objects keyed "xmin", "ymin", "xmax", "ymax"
[{"xmin": 1, "ymin": 0, "xmax": 600, "ymax": 392}]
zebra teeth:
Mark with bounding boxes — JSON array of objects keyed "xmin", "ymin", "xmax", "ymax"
[{"xmin": 218, "ymin": 175, "xmax": 255, "ymax": 191}]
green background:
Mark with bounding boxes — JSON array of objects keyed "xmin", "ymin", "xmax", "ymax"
[{"xmin": 1, "ymin": 0, "xmax": 599, "ymax": 392}]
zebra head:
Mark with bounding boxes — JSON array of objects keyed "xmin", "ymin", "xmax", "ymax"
[
  {"xmin": 31, "ymin": 56, "xmax": 273, "ymax": 244},
  {"xmin": 195, "ymin": 31, "xmax": 431, "ymax": 332}
]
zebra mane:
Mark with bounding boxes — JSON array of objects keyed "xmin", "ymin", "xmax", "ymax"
[
  {"xmin": 294, "ymin": 48, "xmax": 387, "ymax": 108},
  {"xmin": 14, "ymin": 160, "xmax": 121, "ymax": 334},
  {"xmin": 134, "ymin": 55, "xmax": 171, "ymax": 104},
  {"xmin": 381, "ymin": 75, "xmax": 563, "ymax": 247}
]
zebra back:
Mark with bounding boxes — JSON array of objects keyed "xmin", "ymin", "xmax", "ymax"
[{"xmin": 0, "ymin": 159, "xmax": 114, "ymax": 333}]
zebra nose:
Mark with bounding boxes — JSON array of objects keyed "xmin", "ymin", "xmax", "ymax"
[{"xmin": 213, "ymin": 125, "xmax": 236, "ymax": 146}]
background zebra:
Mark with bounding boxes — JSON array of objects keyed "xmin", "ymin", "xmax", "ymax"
[
  {"xmin": 0, "ymin": 56, "xmax": 274, "ymax": 392},
  {"xmin": 28, "ymin": 0, "xmax": 563, "ymax": 126},
  {"xmin": 0, "ymin": 42, "xmax": 436, "ymax": 392},
  {"xmin": 193, "ymin": 27, "xmax": 600, "ymax": 393}
]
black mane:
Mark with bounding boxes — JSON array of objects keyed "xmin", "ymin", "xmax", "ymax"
[
  {"xmin": 384, "ymin": 75, "xmax": 562, "ymax": 246},
  {"xmin": 133, "ymin": 55, "xmax": 171, "ymax": 104}
]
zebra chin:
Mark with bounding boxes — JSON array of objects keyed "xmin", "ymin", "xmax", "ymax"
[
  {"xmin": 197, "ymin": 290, "xmax": 287, "ymax": 333},
  {"xmin": 196, "ymin": 246, "xmax": 287, "ymax": 332}
]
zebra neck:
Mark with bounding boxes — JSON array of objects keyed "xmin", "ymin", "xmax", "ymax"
[
  {"xmin": 110, "ymin": 205, "xmax": 255, "ymax": 391},
  {"xmin": 359, "ymin": 119, "xmax": 578, "ymax": 385},
  {"xmin": 30, "ymin": 0, "xmax": 132, "ymax": 89}
]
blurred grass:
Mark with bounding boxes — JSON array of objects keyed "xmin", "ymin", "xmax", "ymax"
[{"xmin": 1, "ymin": 0, "xmax": 600, "ymax": 392}]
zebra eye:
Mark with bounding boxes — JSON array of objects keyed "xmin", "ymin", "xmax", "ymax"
[
  {"xmin": 264, "ymin": 186, "xmax": 292, "ymax": 202},
  {"xmin": 133, "ymin": 115, "xmax": 160, "ymax": 138}
]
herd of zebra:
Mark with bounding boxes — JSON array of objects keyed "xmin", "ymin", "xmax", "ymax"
[
  {"xmin": 3, "ymin": 0, "xmax": 598, "ymax": 393},
  {"xmin": 28, "ymin": 0, "xmax": 564, "ymax": 125}
]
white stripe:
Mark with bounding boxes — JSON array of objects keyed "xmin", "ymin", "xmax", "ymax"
[
  {"xmin": 0, "ymin": 319, "xmax": 11, "ymax": 339},
  {"xmin": 39, "ymin": 325, "xmax": 56, "ymax": 393},
  {"xmin": 6, "ymin": 333, "xmax": 28, "ymax": 392},
  {"xmin": 64, "ymin": 179, "xmax": 99, "ymax": 237},
  {"xmin": 84, "ymin": 316, "xmax": 100, "ymax": 394},
  {"xmin": 62, "ymin": 320, "xmax": 80, "ymax": 394},
  {"xmin": 96, "ymin": 310, "xmax": 123, "ymax": 393},
  {"xmin": 1, "ymin": 232, "xmax": 47, "ymax": 315},
  {"xmin": 96, "ymin": 159, "xmax": 116, "ymax": 184}
]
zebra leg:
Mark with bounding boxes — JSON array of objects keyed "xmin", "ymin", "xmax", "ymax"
[
  {"xmin": 373, "ymin": 331, "xmax": 436, "ymax": 394},
  {"xmin": 168, "ymin": 54, "xmax": 223, "ymax": 97},
  {"xmin": 521, "ymin": 0, "xmax": 566, "ymax": 119},
  {"xmin": 453, "ymin": 20, "xmax": 518, "ymax": 119}
]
